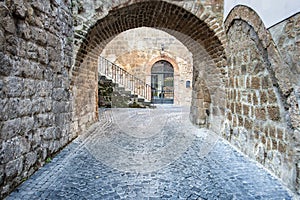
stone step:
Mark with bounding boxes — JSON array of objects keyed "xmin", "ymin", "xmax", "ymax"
[
  {"xmin": 137, "ymin": 98, "xmax": 145, "ymax": 103},
  {"xmin": 131, "ymin": 94, "xmax": 138, "ymax": 98},
  {"xmin": 115, "ymin": 87, "xmax": 125, "ymax": 92},
  {"xmin": 99, "ymin": 73, "xmax": 151, "ymax": 108}
]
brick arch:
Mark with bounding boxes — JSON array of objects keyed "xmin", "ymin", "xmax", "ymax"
[
  {"xmin": 71, "ymin": 0, "xmax": 227, "ymax": 133},
  {"xmin": 73, "ymin": 1, "xmax": 226, "ymax": 71}
]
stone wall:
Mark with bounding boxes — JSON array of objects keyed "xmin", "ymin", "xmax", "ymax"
[
  {"xmin": 269, "ymin": 12, "xmax": 300, "ymax": 193},
  {"xmin": 0, "ymin": 1, "xmax": 74, "ymax": 198},
  {"xmin": 100, "ymin": 27, "xmax": 193, "ymax": 105},
  {"xmin": 224, "ymin": 6, "xmax": 299, "ymax": 193}
]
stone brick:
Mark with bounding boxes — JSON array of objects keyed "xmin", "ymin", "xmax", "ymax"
[
  {"xmin": 34, "ymin": 114, "xmax": 54, "ymax": 128},
  {"xmin": 251, "ymin": 77, "xmax": 260, "ymax": 89},
  {"xmin": 236, "ymin": 102, "xmax": 242, "ymax": 115},
  {"xmin": 37, "ymin": 47, "xmax": 48, "ymax": 64},
  {"xmin": 277, "ymin": 128, "xmax": 284, "ymax": 141},
  {"xmin": 261, "ymin": 135, "xmax": 266, "ymax": 144},
  {"xmin": 5, "ymin": 157, "xmax": 23, "ymax": 180},
  {"xmin": 0, "ymin": 166, "xmax": 3, "ymax": 186},
  {"xmin": 233, "ymin": 115, "xmax": 238, "ymax": 127},
  {"xmin": 235, "ymin": 77, "xmax": 239, "ymax": 87},
  {"xmin": 260, "ymin": 90, "xmax": 268, "ymax": 105},
  {"xmin": 246, "ymin": 76, "xmax": 251, "ymax": 89},
  {"xmin": 247, "ymin": 93, "xmax": 252, "ymax": 104},
  {"xmin": 241, "ymin": 65, "xmax": 247, "ymax": 75},
  {"xmin": 267, "ymin": 105, "xmax": 281, "ymax": 121},
  {"xmin": 2, "ymin": 16, "xmax": 16, "ymax": 34},
  {"xmin": 262, "ymin": 76, "xmax": 270, "ymax": 89},
  {"xmin": 0, "ymin": 29, "xmax": 5, "ymax": 52},
  {"xmin": 229, "ymin": 77, "xmax": 234, "ymax": 87},
  {"xmin": 272, "ymin": 139, "xmax": 278, "ymax": 150},
  {"xmin": 6, "ymin": 35, "xmax": 18, "ymax": 55},
  {"xmin": 253, "ymin": 93, "xmax": 258, "ymax": 105},
  {"xmin": 230, "ymin": 102, "xmax": 235, "ymax": 113},
  {"xmin": 32, "ymin": 27, "xmax": 47, "ymax": 46},
  {"xmin": 27, "ymin": 42, "xmax": 38, "ymax": 61},
  {"xmin": 238, "ymin": 115, "xmax": 243, "ymax": 126},
  {"xmin": 25, "ymin": 152, "xmax": 37, "ymax": 169},
  {"xmin": 52, "ymin": 88, "xmax": 70, "ymax": 101},
  {"xmin": 255, "ymin": 107, "xmax": 266, "ymax": 120},
  {"xmin": 244, "ymin": 117, "xmax": 253, "ymax": 130},
  {"xmin": 243, "ymin": 104, "xmax": 249, "ymax": 116},
  {"xmin": 0, "ymin": 118, "xmax": 21, "ymax": 140},
  {"xmin": 268, "ymin": 89, "xmax": 277, "ymax": 104},
  {"xmin": 278, "ymin": 142, "xmax": 287, "ymax": 153},
  {"xmin": 268, "ymin": 126, "xmax": 276, "ymax": 138},
  {"xmin": 227, "ymin": 111, "xmax": 232, "ymax": 121},
  {"xmin": 0, "ymin": 52, "xmax": 13, "ymax": 76}
]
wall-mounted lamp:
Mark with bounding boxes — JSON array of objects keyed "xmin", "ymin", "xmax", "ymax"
[{"xmin": 160, "ymin": 44, "xmax": 165, "ymax": 57}]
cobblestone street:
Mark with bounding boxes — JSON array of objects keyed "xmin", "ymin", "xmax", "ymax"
[{"xmin": 7, "ymin": 106, "xmax": 293, "ymax": 199}]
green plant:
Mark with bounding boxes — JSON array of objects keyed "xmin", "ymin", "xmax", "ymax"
[
  {"xmin": 45, "ymin": 157, "xmax": 52, "ymax": 163},
  {"xmin": 21, "ymin": 177, "xmax": 27, "ymax": 183}
]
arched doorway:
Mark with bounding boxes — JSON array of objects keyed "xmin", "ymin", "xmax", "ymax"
[{"xmin": 151, "ymin": 60, "xmax": 174, "ymax": 104}]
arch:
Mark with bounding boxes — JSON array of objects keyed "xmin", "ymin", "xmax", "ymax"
[
  {"xmin": 151, "ymin": 60, "xmax": 174, "ymax": 73},
  {"xmin": 74, "ymin": 1, "xmax": 226, "ymax": 69},
  {"xmin": 146, "ymin": 55, "xmax": 179, "ymax": 76},
  {"xmin": 71, "ymin": 0, "xmax": 226, "ymax": 134}
]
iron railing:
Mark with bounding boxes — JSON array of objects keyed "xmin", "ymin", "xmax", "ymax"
[{"xmin": 99, "ymin": 56, "xmax": 152, "ymax": 101}]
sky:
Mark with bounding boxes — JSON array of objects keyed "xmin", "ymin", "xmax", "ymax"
[{"xmin": 224, "ymin": 0, "xmax": 300, "ymax": 28}]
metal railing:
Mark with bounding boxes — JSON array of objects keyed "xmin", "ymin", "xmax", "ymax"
[{"xmin": 99, "ymin": 56, "xmax": 152, "ymax": 101}]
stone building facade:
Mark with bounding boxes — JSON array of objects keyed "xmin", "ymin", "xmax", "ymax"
[
  {"xmin": 0, "ymin": 0, "xmax": 299, "ymax": 198},
  {"xmin": 100, "ymin": 27, "xmax": 193, "ymax": 105}
]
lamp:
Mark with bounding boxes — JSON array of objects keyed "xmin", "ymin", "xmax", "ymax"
[{"xmin": 160, "ymin": 44, "xmax": 165, "ymax": 57}]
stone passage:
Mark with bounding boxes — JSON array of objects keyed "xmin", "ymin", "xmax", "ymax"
[
  {"xmin": 1, "ymin": 0, "xmax": 300, "ymax": 197},
  {"xmin": 7, "ymin": 107, "xmax": 292, "ymax": 199}
]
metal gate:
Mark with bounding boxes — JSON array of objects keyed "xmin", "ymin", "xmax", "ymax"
[{"xmin": 151, "ymin": 61, "xmax": 174, "ymax": 104}]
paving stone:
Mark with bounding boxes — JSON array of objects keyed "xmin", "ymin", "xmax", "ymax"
[{"xmin": 7, "ymin": 106, "xmax": 293, "ymax": 199}]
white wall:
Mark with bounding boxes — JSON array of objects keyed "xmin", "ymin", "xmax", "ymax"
[{"xmin": 224, "ymin": 0, "xmax": 300, "ymax": 28}]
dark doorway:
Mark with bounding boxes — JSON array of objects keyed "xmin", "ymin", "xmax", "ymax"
[{"xmin": 151, "ymin": 60, "xmax": 174, "ymax": 104}]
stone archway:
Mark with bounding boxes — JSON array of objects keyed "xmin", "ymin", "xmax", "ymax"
[{"xmin": 71, "ymin": 0, "xmax": 227, "ymax": 133}]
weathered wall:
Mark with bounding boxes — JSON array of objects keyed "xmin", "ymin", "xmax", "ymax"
[
  {"xmin": 100, "ymin": 27, "xmax": 193, "ymax": 105},
  {"xmin": 224, "ymin": 6, "xmax": 299, "ymax": 193},
  {"xmin": 0, "ymin": 1, "xmax": 74, "ymax": 198},
  {"xmin": 269, "ymin": 12, "xmax": 300, "ymax": 193}
]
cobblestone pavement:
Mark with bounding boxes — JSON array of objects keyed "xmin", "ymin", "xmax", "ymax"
[{"xmin": 7, "ymin": 106, "xmax": 293, "ymax": 199}]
